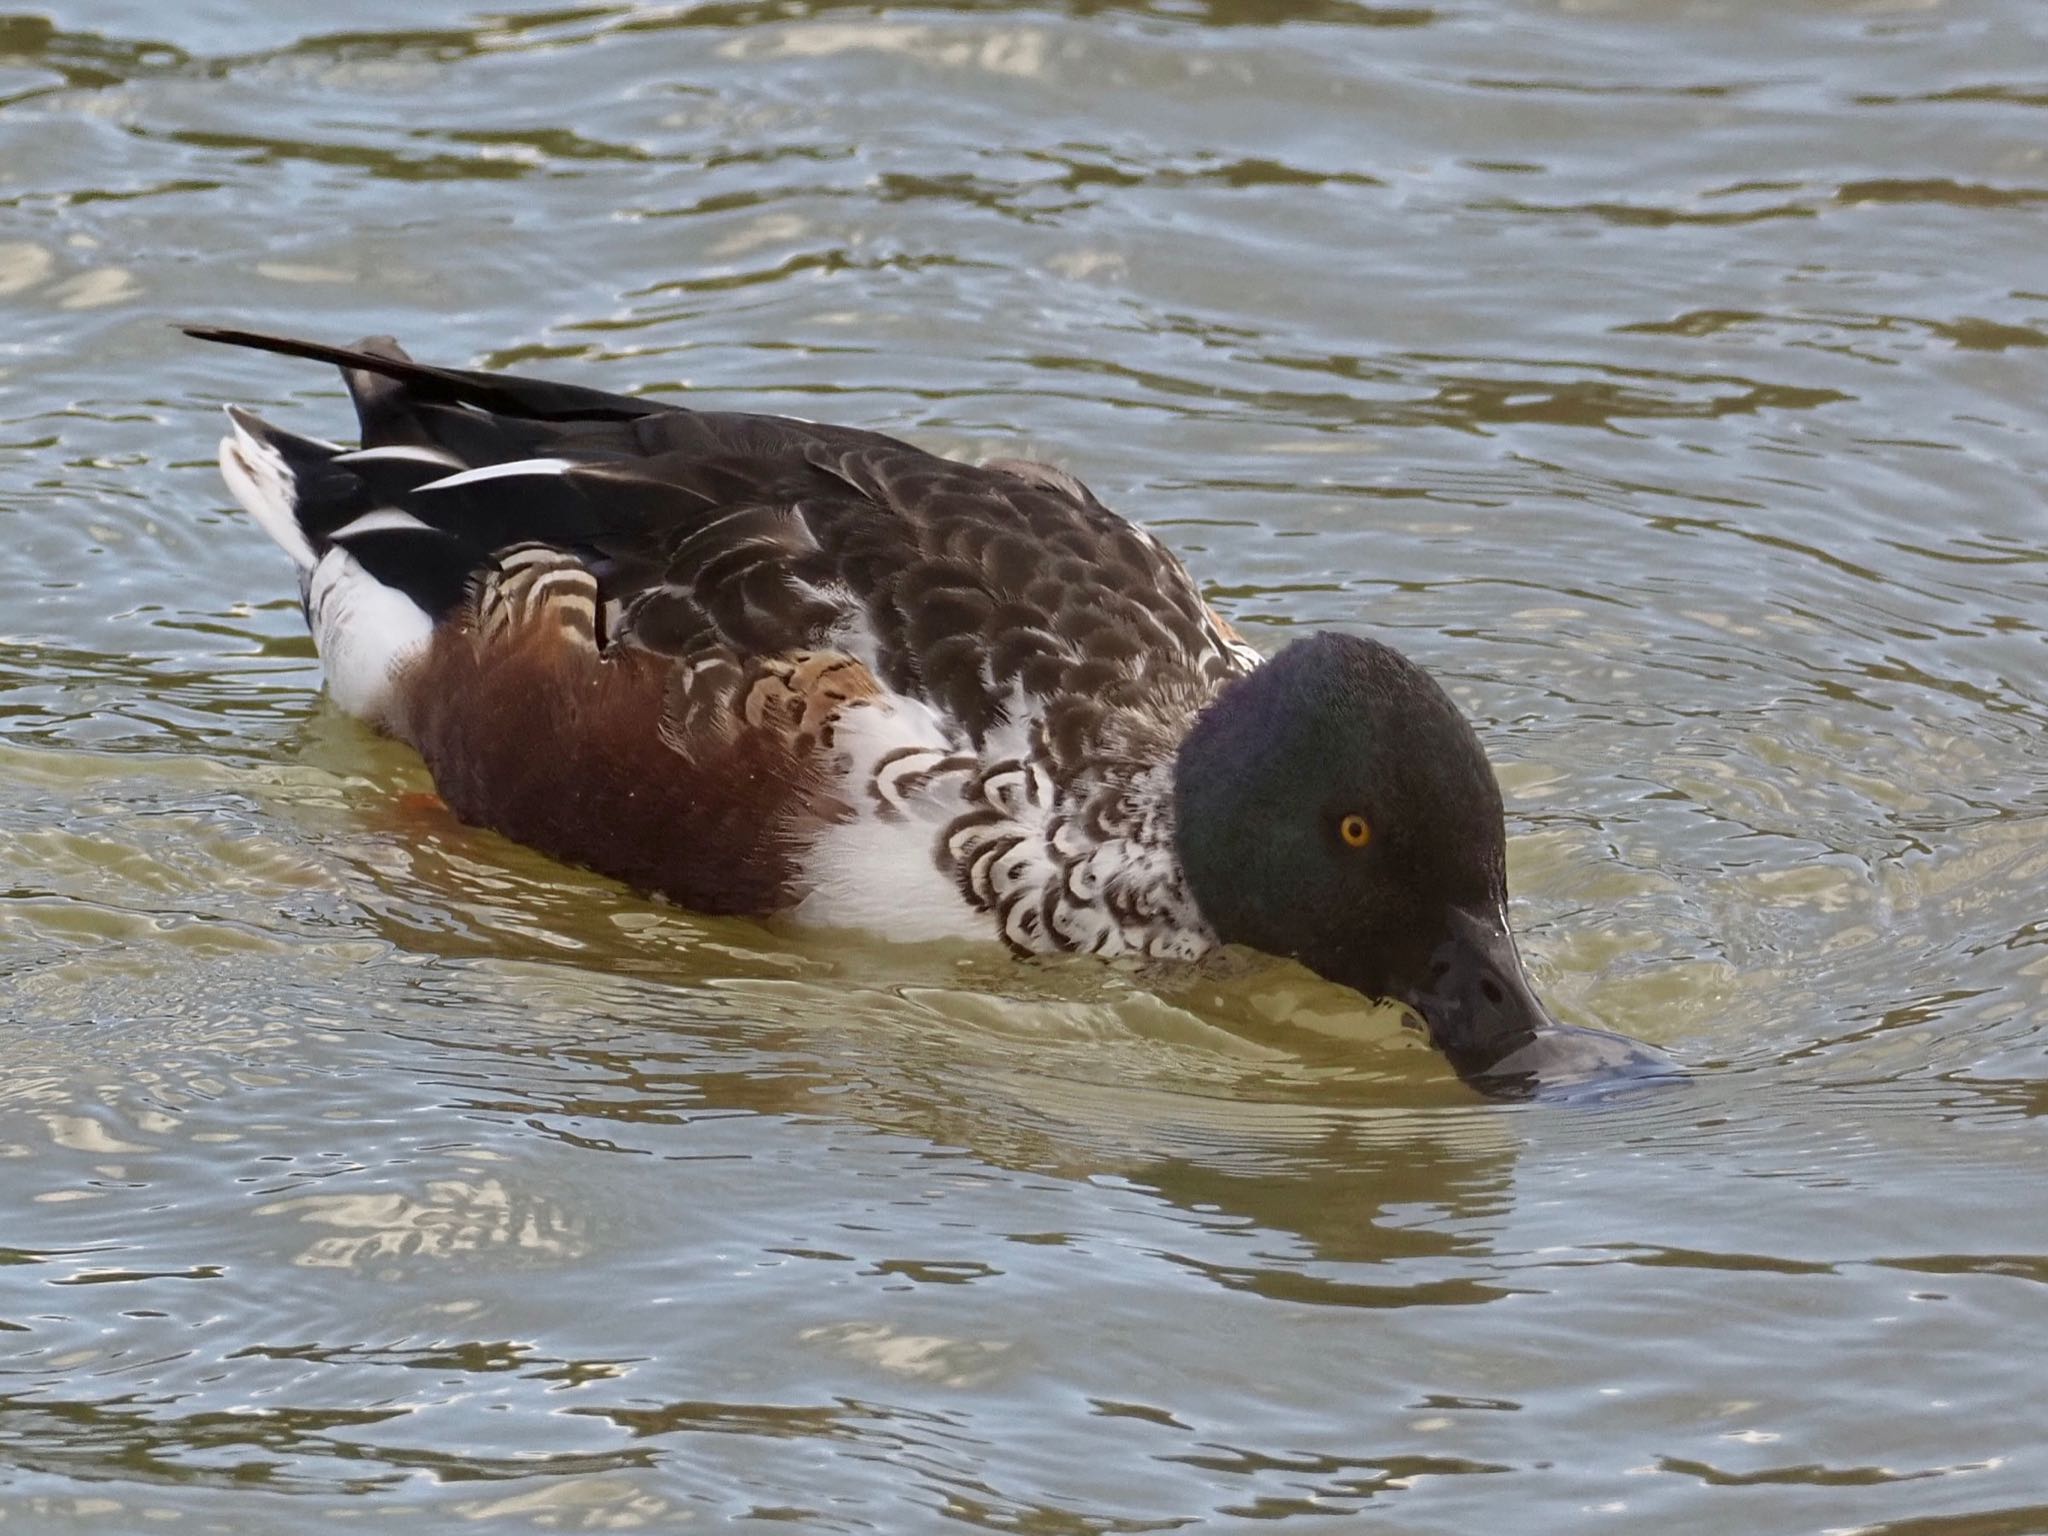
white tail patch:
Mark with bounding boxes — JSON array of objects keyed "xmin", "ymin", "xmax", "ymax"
[
  {"xmin": 304, "ymin": 546, "xmax": 435, "ymax": 727},
  {"xmin": 217, "ymin": 406, "xmax": 317, "ymax": 572},
  {"xmin": 218, "ymin": 406, "xmax": 435, "ymax": 725}
]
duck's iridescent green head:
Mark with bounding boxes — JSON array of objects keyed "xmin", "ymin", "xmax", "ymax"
[{"xmin": 1173, "ymin": 631, "xmax": 1556, "ymax": 1084}]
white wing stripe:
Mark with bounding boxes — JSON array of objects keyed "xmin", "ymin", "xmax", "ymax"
[
  {"xmin": 416, "ymin": 457, "xmax": 577, "ymax": 492},
  {"xmin": 333, "ymin": 445, "xmax": 463, "ymax": 467},
  {"xmin": 329, "ymin": 508, "xmax": 432, "ymax": 539}
]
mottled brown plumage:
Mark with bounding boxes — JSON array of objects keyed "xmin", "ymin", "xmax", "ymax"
[
  {"xmin": 188, "ymin": 327, "xmax": 1253, "ymax": 773},
  {"xmin": 401, "ymin": 547, "xmax": 874, "ymax": 914}
]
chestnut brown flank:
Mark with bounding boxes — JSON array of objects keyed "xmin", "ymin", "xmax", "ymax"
[{"xmin": 397, "ymin": 617, "xmax": 847, "ymax": 916}]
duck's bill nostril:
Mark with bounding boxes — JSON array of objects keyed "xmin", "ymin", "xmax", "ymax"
[{"xmin": 1395, "ymin": 905, "xmax": 1556, "ymax": 1083}]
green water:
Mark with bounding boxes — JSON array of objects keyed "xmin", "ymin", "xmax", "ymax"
[{"xmin": 2, "ymin": 0, "xmax": 2045, "ymax": 1530}]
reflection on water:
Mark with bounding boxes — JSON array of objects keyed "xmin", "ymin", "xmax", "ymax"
[{"xmin": 4, "ymin": 0, "xmax": 2048, "ymax": 1528}]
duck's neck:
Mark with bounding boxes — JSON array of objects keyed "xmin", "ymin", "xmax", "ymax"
[{"xmin": 1077, "ymin": 753, "xmax": 1218, "ymax": 957}]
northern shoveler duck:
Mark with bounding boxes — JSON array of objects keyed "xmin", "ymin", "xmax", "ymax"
[{"xmin": 191, "ymin": 326, "xmax": 1661, "ymax": 1091}]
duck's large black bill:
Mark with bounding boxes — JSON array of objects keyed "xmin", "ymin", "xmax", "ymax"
[
  {"xmin": 1399, "ymin": 905, "xmax": 1681, "ymax": 1097},
  {"xmin": 1399, "ymin": 904, "xmax": 1556, "ymax": 1082}
]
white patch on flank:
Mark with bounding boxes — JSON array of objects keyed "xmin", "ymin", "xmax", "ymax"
[
  {"xmin": 417, "ymin": 457, "xmax": 576, "ymax": 492},
  {"xmin": 328, "ymin": 508, "xmax": 431, "ymax": 540},
  {"xmin": 304, "ymin": 545, "xmax": 435, "ymax": 726},
  {"xmin": 792, "ymin": 696, "xmax": 985, "ymax": 943},
  {"xmin": 333, "ymin": 444, "xmax": 463, "ymax": 468},
  {"xmin": 217, "ymin": 409, "xmax": 316, "ymax": 572}
]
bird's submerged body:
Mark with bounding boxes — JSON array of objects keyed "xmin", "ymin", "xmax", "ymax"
[
  {"xmin": 196, "ymin": 326, "xmax": 1672, "ymax": 1091},
  {"xmin": 204, "ymin": 328, "xmax": 1253, "ymax": 964}
]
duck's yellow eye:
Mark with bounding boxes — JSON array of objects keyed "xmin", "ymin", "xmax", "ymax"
[{"xmin": 1339, "ymin": 813, "xmax": 1372, "ymax": 849}]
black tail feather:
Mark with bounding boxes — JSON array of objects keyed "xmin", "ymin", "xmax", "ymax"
[{"xmin": 184, "ymin": 325, "xmax": 685, "ymax": 427}]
